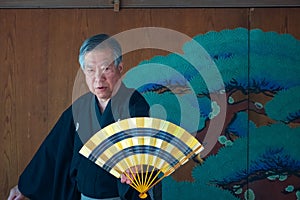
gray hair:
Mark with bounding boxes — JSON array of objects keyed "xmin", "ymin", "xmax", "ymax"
[{"xmin": 78, "ymin": 34, "xmax": 122, "ymax": 70}]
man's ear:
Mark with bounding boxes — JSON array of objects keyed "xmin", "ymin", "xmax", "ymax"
[{"xmin": 118, "ymin": 62, "xmax": 124, "ymax": 72}]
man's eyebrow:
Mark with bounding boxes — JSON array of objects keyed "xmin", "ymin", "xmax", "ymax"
[{"xmin": 85, "ymin": 64, "xmax": 96, "ymax": 69}]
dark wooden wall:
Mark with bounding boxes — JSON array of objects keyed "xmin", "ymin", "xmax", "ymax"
[{"xmin": 0, "ymin": 8, "xmax": 299, "ymax": 199}]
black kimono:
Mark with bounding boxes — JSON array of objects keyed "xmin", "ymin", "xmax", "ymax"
[{"xmin": 18, "ymin": 83, "xmax": 161, "ymax": 200}]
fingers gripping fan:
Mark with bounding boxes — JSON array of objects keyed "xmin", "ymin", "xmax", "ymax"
[{"xmin": 79, "ymin": 117, "xmax": 204, "ymax": 199}]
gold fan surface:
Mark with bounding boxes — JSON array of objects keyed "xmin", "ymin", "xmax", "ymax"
[{"xmin": 79, "ymin": 117, "xmax": 203, "ymax": 198}]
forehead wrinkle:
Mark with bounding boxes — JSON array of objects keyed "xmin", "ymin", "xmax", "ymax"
[{"xmin": 84, "ymin": 49, "xmax": 114, "ymax": 67}]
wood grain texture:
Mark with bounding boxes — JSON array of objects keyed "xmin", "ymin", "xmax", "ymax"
[
  {"xmin": 0, "ymin": 0, "xmax": 299, "ymax": 8},
  {"xmin": 0, "ymin": 7, "xmax": 299, "ymax": 199},
  {"xmin": 250, "ymin": 7, "xmax": 300, "ymax": 39},
  {"xmin": 0, "ymin": 9, "xmax": 18, "ymax": 197}
]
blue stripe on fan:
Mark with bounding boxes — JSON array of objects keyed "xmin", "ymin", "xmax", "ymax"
[
  {"xmin": 102, "ymin": 145, "xmax": 178, "ymax": 171},
  {"xmin": 88, "ymin": 128, "xmax": 193, "ymax": 162}
]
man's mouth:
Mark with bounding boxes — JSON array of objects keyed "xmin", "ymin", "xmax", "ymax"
[{"xmin": 95, "ymin": 86, "xmax": 107, "ymax": 91}]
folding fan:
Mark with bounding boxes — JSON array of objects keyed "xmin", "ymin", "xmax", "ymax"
[{"xmin": 79, "ymin": 117, "xmax": 204, "ymax": 199}]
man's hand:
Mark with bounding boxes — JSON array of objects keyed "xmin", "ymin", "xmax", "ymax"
[
  {"xmin": 7, "ymin": 185, "xmax": 26, "ymax": 200},
  {"xmin": 120, "ymin": 165, "xmax": 142, "ymax": 184},
  {"xmin": 120, "ymin": 169, "xmax": 135, "ymax": 184}
]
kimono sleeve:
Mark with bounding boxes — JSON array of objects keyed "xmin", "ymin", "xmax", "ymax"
[{"xmin": 18, "ymin": 107, "xmax": 80, "ymax": 200}]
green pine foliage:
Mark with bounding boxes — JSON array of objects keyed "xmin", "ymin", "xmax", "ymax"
[
  {"xmin": 162, "ymin": 176, "xmax": 240, "ymax": 200},
  {"xmin": 227, "ymin": 112, "xmax": 256, "ymax": 138},
  {"xmin": 265, "ymin": 86, "xmax": 300, "ymax": 122},
  {"xmin": 183, "ymin": 124, "xmax": 300, "ymax": 199},
  {"xmin": 248, "ymin": 123, "xmax": 300, "ymax": 161},
  {"xmin": 142, "ymin": 91, "xmax": 206, "ymax": 133}
]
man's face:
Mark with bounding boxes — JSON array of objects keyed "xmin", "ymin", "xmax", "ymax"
[{"xmin": 83, "ymin": 48, "xmax": 123, "ymax": 102}]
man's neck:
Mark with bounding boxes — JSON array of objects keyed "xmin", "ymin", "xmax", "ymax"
[
  {"xmin": 97, "ymin": 81, "xmax": 122, "ymax": 113},
  {"xmin": 98, "ymin": 98, "xmax": 110, "ymax": 113}
]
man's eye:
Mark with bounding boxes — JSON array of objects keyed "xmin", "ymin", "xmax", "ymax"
[
  {"xmin": 103, "ymin": 65, "xmax": 113, "ymax": 72},
  {"xmin": 85, "ymin": 68, "xmax": 95, "ymax": 74}
]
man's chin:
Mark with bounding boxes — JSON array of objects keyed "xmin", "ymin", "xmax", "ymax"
[{"xmin": 95, "ymin": 93, "xmax": 111, "ymax": 101}]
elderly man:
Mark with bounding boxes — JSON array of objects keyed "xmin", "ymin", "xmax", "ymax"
[{"xmin": 8, "ymin": 34, "xmax": 161, "ymax": 200}]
